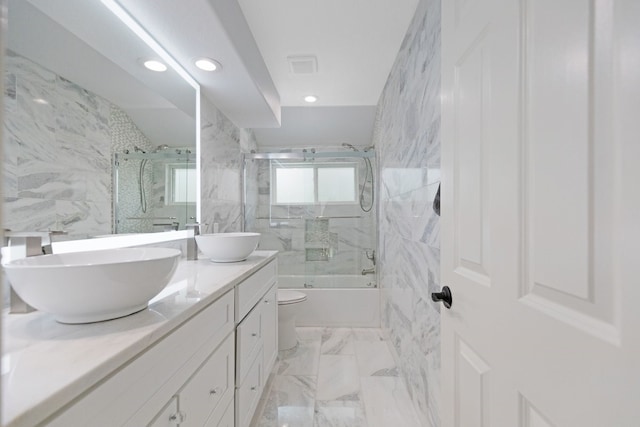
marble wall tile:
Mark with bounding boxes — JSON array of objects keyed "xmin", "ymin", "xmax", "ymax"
[
  {"xmin": 372, "ymin": 0, "xmax": 441, "ymax": 425},
  {"xmin": 2, "ymin": 51, "xmax": 155, "ymax": 239},
  {"xmin": 199, "ymin": 95, "xmax": 257, "ymax": 233}
]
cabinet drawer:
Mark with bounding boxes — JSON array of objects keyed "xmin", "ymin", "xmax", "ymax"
[
  {"xmin": 236, "ymin": 302, "xmax": 262, "ymax": 383},
  {"xmin": 236, "ymin": 260, "xmax": 276, "ymax": 322},
  {"xmin": 236, "ymin": 349, "xmax": 263, "ymax": 427},
  {"xmin": 180, "ymin": 333, "xmax": 235, "ymax": 427}
]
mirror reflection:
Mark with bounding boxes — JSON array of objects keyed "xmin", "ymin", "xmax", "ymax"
[{"xmin": 3, "ymin": 0, "xmax": 197, "ymax": 239}]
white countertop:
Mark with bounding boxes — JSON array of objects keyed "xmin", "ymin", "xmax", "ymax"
[{"xmin": 1, "ymin": 251, "xmax": 278, "ymax": 427}]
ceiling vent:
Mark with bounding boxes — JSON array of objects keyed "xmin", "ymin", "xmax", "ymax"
[{"xmin": 287, "ymin": 55, "xmax": 318, "ymax": 74}]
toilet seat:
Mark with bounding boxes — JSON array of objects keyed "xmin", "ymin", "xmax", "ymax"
[{"xmin": 278, "ymin": 290, "xmax": 307, "ymax": 305}]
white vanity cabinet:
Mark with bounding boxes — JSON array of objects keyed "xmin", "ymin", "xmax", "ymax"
[
  {"xmin": 47, "ymin": 290, "xmax": 236, "ymax": 427},
  {"xmin": 20, "ymin": 255, "xmax": 279, "ymax": 427},
  {"xmin": 234, "ymin": 260, "xmax": 278, "ymax": 427},
  {"xmin": 159, "ymin": 332, "xmax": 235, "ymax": 427}
]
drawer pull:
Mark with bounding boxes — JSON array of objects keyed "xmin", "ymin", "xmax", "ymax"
[
  {"xmin": 264, "ymin": 299, "xmax": 270, "ymax": 304},
  {"xmin": 250, "ymin": 386, "xmax": 258, "ymax": 391},
  {"xmin": 251, "ymin": 332, "xmax": 258, "ymax": 337},
  {"xmin": 210, "ymin": 387, "xmax": 222, "ymax": 395}
]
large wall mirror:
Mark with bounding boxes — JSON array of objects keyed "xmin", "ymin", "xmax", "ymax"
[{"xmin": 3, "ymin": 0, "xmax": 199, "ymax": 239}]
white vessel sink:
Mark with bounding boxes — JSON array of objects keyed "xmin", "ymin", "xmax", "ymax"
[
  {"xmin": 3, "ymin": 248, "xmax": 181, "ymax": 324},
  {"xmin": 195, "ymin": 232, "xmax": 260, "ymax": 262}
]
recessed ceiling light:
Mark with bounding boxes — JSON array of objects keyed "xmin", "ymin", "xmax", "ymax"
[
  {"xmin": 33, "ymin": 98, "xmax": 49, "ymax": 105},
  {"xmin": 143, "ymin": 59, "xmax": 167, "ymax": 72},
  {"xmin": 194, "ymin": 58, "xmax": 222, "ymax": 72},
  {"xmin": 304, "ymin": 95, "xmax": 318, "ymax": 103}
]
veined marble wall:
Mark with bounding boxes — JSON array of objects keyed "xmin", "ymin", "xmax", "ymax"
[
  {"xmin": 244, "ymin": 150, "xmax": 376, "ymax": 278},
  {"xmin": 3, "ymin": 50, "xmax": 113, "ymax": 238},
  {"xmin": 200, "ymin": 95, "xmax": 257, "ymax": 233},
  {"xmin": 373, "ymin": 0, "xmax": 441, "ymax": 425},
  {"xmin": 2, "ymin": 50, "xmax": 175, "ymax": 239}
]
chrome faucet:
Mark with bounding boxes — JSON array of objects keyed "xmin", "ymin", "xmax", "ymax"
[
  {"xmin": 3, "ymin": 230, "xmax": 67, "ymax": 313},
  {"xmin": 186, "ymin": 223, "xmax": 202, "ymax": 260},
  {"xmin": 4, "ymin": 232, "xmax": 43, "ymax": 313}
]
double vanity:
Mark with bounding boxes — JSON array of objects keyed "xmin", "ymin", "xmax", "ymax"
[{"xmin": 2, "ymin": 249, "xmax": 278, "ymax": 427}]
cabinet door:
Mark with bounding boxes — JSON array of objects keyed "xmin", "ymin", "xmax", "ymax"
[
  {"xmin": 204, "ymin": 397, "xmax": 233, "ymax": 427},
  {"xmin": 148, "ymin": 397, "xmax": 181, "ymax": 427},
  {"xmin": 261, "ymin": 283, "xmax": 278, "ymax": 378},
  {"xmin": 236, "ymin": 302, "xmax": 263, "ymax": 383},
  {"xmin": 236, "ymin": 349, "xmax": 263, "ymax": 427},
  {"xmin": 180, "ymin": 334, "xmax": 235, "ymax": 427}
]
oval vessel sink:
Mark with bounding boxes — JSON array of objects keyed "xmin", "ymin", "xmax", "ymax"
[
  {"xmin": 195, "ymin": 232, "xmax": 260, "ymax": 262},
  {"xmin": 4, "ymin": 247, "xmax": 180, "ymax": 324}
]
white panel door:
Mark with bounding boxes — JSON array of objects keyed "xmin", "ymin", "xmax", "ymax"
[{"xmin": 440, "ymin": 0, "xmax": 640, "ymax": 426}]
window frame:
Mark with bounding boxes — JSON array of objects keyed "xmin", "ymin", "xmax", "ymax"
[
  {"xmin": 271, "ymin": 162, "xmax": 359, "ymax": 205},
  {"xmin": 165, "ymin": 162, "xmax": 197, "ymax": 206}
]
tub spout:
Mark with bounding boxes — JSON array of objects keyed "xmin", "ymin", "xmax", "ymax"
[{"xmin": 361, "ymin": 267, "xmax": 375, "ymax": 276}]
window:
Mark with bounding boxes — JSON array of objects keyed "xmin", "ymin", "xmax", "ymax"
[
  {"xmin": 273, "ymin": 163, "xmax": 357, "ymax": 204},
  {"xmin": 166, "ymin": 163, "xmax": 196, "ymax": 204}
]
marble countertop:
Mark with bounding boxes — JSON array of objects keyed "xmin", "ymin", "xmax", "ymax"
[{"xmin": 1, "ymin": 250, "xmax": 278, "ymax": 427}]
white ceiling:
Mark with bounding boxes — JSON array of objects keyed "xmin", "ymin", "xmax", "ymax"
[
  {"xmin": 10, "ymin": 0, "xmax": 419, "ymax": 149},
  {"xmin": 236, "ymin": 0, "xmax": 418, "ymax": 147},
  {"xmin": 237, "ymin": 0, "xmax": 419, "ymax": 107}
]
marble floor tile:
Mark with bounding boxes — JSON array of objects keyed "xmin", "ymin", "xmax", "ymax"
[
  {"xmin": 316, "ymin": 355, "xmax": 360, "ymax": 401},
  {"xmin": 254, "ymin": 375, "xmax": 316, "ymax": 427},
  {"xmin": 314, "ymin": 400, "xmax": 368, "ymax": 427},
  {"xmin": 351, "ymin": 328, "xmax": 386, "ymax": 342},
  {"xmin": 321, "ymin": 328, "xmax": 354, "ymax": 355},
  {"xmin": 354, "ymin": 340, "xmax": 398, "ymax": 377},
  {"xmin": 278, "ymin": 340, "xmax": 321, "ymax": 376},
  {"xmin": 253, "ymin": 328, "xmax": 424, "ymax": 427},
  {"xmin": 360, "ymin": 377, "xmax": 425, "ymax": 427},
  {"xmin": 297, "ymin": 327, "xmax": 325, "ymax": 343}
]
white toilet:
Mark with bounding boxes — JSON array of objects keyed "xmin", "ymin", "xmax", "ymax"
[{"xmin": 277, "ymin": 289, "xmax": 308, "ymax": 351}]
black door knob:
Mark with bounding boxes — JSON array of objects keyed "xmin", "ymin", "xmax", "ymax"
[{"xmin": 431, "ymin": 286, "xmax": 452, "ymax": 309}]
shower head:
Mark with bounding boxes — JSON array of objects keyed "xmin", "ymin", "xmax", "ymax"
[{"xmin": 342, "ymin": 143, "xmax": 358, "ymax": 151}]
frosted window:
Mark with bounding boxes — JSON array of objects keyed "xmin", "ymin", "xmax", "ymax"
[
  {"xmin": 172, "ymin": 167, "xmax": 196, "ymax": 203},
  {"xmin": 318, "ymin": 167, "xmax": 356, "ymax": 202},
  {"xmin": 276, "ymin": 168, "xmax": 314, "ymax": 204}
]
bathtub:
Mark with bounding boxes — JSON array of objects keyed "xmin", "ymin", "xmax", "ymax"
[{"xmin": 278, "ymin": 274, "xmax": 380, "ymax": 327}]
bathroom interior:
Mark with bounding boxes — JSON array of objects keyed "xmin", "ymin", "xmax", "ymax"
[
  {"xmin": 2, "ymin": 0, "xmax": 636, "ymax": 426},
  {"xmin": 2, "ymin": 0, "xmax": 438, "ymax": 425}
]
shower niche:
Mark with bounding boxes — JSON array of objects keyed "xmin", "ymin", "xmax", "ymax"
[{"xmin": 113, "ymin": 148, "xmax": 196, "ymax": 234}]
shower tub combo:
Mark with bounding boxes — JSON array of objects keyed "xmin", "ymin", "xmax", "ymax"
[
  {"xmin": 243, "ymin": 147, "xmax": 380, "ymax": 328},
  {"xmin": 278, "ymin": 274, "xmax": 379, "ymax": 327}
]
